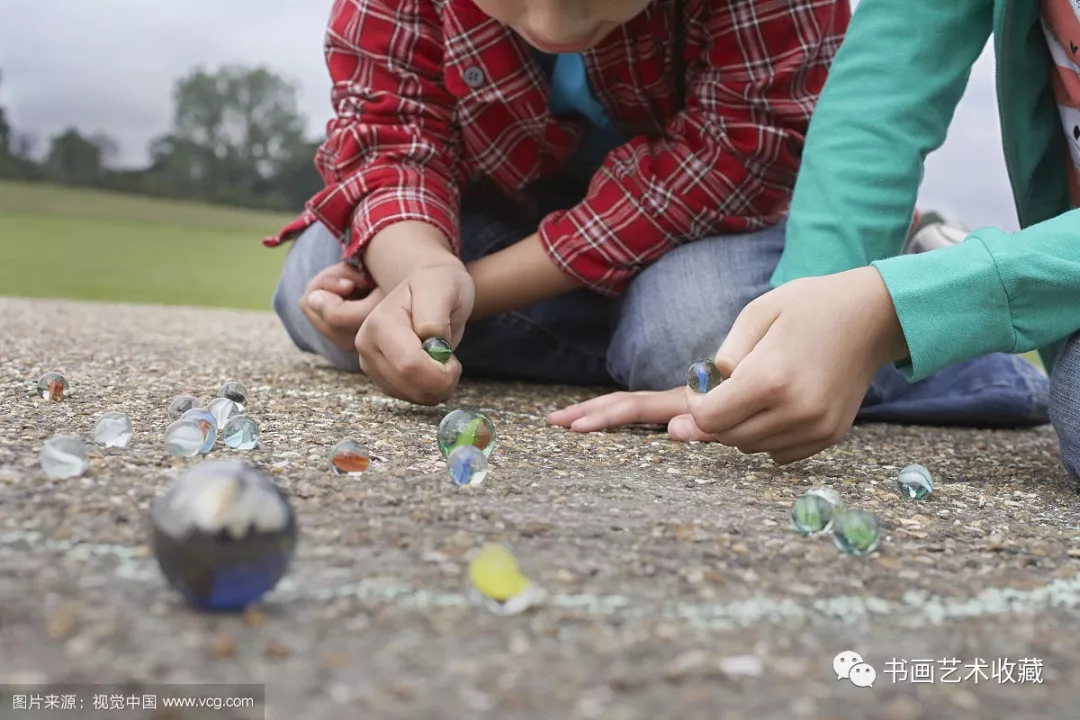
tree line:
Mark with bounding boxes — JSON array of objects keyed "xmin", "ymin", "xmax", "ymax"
[{"xmin": 0, "ymin": 66, "xmax": 324, "ymax": 213}]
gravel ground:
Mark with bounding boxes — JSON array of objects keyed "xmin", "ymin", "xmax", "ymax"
[{"xmin": 2, "ymin": 297, "xmax": 1079, "ymax": 720}]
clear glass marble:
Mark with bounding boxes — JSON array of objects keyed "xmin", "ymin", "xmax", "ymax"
[
  {"xmin": 222, "ymin": 415, "xmax": 259, "ymax": 450},
  {"xmin": 686, "ymin": 358, "xmax": 723, "ymax": 394},
  {"xmin": 833, "ymin": 510, "xmax": 881, "ymax": 556},
  {"xmin": 179, "ymin": 408, "xmax": 217, "ymax": 454},
  {"xmin": 167, "ymin": 395, "xmax": 199, "ymax": 421},
  {"xmin": 218, "ymin": 381, "xmax": 248, "ymax": 410},
  {"xmin": 896, "ymin": 464, "xmax": 933, "ymax": 500},
  {"xmin": 208, "ymin": 397, "xmax": 242, "ymax": 430},
  {"xmin": 40, "ymin": 435, "xmax": 89, "ymax": 479},
  {"xmin": 437, "ymin": 408, "xmax": 496, "ymax": 459},
  {"xmin": 422, "ymin": 337, "xmax": 452, "ymax": 364},
  {"xmin": 37, "ymin": 372, "xmax": 69, "ymax": 402},
  {"xmin": 328, "ymin": 439, "xmax": 370, "ymax": 475},
  {"xmin": 165, "ymin": 420, "xmax": 205, "ymax": 458},
  {"xmin": 447, "ymin": 445, "xmax": 488, "ymax": 487},
  {"xmin": 789, "ymin": 494, "xmax": 835, "ymax": 536},
  {"xmin": 93, "ymin": 411, "xmax": 133, "ymax": 448}
]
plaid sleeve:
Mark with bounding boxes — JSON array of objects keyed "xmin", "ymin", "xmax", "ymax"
[
  {"xmin": 281, "ymin": 0, "xmax": 463, "ymax": 278},
  {"xmin": 537, "ymin": 0, "xmax": 850, "ymax": 298}
]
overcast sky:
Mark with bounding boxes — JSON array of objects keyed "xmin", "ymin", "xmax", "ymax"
[{"xmin": 0, "ymin": 0, "xmax": 1016, "ymax": 230}]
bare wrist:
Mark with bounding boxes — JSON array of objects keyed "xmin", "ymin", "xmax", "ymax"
[{"xmin": 364, "ymin": 221, "xmax": 461, "ymax": 289}]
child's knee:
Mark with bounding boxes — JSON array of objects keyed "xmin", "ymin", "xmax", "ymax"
[
  {"xmin": 1050, "ymin": 333, "xmax": 1080, "ymax": 479},
  {"xmin": 606, "ymin": 224, "xmax": 785, "ymax": 391}
]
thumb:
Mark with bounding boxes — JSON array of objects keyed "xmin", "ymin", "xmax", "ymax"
[
  {"xmin": 714, "ymin": 295, "xmax": 780, "ymax": 377},
  {"xmin": 668, "ymin": 413, "xmax": 716, "ymax": 442},
  {"xmin": 306, "ymin": 289, "xmax": 343, "ymax": 314},
  {"xmin": 409, "ymin": 274, "xmax": 456, "ymax": 343}
]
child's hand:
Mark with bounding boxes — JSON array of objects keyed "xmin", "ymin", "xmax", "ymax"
[
  {"xmin": 547, "ymin": 388, "xmax": 703, "ymax": 436},
  {"xmin": 300, "ymin": 263, "xmax": 385, "ymax": 351},
  {"xmin": 683, "ymin": 266, "xmax": 909, "ymax": 464},
  {"xmin": 356, "ymin": 264, "xmax": 475, "ymax": 405}
]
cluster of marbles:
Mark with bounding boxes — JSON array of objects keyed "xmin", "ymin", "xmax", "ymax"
[
  {"xmin": 438, "ymin": 408, "xmax": 496, "ymax": 486},
  {"xmin": 789, "ymin": 485, "xmax": 880, "ymax": 556},
  {"xmin": 37, "ymin": 371, "xmax": 136, "ymax": 479},
  {"xmin": 150, "ymin": 460, "xmax": 296, "ymax": 610},
  {"xmin": 164, "ymin": 381, "xmax": 259, "ymax": 457}
]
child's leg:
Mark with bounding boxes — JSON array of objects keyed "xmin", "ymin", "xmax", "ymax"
[
  {"xmin": 452, "ymin": 212, "xmax": 616, "ymax": 386},
  {"xmin": 1050, "ymin": 333, "xmax": 1080, "ymax": 479},
  {"xmin": 272, "ymin": 216, "xmax": 617, "ymax": 385},
  {"xmin": 272, "ymin": 222, "xmax": 362, "ymax": 372},
  {"xmin": 605, "ymin": 221, "xmax": 788, "ymax": 391}
]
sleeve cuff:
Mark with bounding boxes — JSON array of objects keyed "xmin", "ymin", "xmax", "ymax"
[
  {"xmin": 871, "ymin": 235, "xmax": 1016, "ymax": 381},
  {"xmin": 537, "ymin": 202, "xmax": 668, "ymax": 299},
  {"xmin": 339, "ymin": 185, "xmax": 461, "ymax": 282}
]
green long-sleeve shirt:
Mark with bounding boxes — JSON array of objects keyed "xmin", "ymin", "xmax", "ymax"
[{"xmin": 771, "ymin": 0, "xmax": 1073, "ymax": 379}]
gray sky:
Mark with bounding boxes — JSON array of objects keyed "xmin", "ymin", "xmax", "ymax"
[{"xmin": 0, "ymin": 0, "xmax": 1016, "ymax": 230}]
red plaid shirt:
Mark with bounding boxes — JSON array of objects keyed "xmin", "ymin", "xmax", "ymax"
[{"xmin": 264, "ymin": 0, "xmax": 849, "ymax": 298}]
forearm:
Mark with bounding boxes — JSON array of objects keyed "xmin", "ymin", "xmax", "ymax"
[
  {"xmin": 467, "ymin": 233, "xmax": 583, "ymax": 319},
  {"xmin": 363, "ymin": 220, "xmax": 464, "ymax": 291}
]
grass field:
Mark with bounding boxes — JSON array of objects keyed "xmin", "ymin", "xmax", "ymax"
[{"xmin": 0, "ymin": 181, "xmax": 294, "ymax": 310}]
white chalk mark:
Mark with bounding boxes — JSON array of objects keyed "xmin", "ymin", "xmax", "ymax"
[{"xmin": 4, "ymin": 531, "xmax": 1080, "ymax": 630}]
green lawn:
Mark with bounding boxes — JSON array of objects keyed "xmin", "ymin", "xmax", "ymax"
[{"xmin": 0, "ymin": 181, "xmax": 294, "ymax": 310}]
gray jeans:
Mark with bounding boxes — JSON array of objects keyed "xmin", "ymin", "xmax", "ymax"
[
  {"xmin": 1051, "ymin": 334, "xmax": 1080, "ymax": 479},
  {"xmin": 272, "ymin": 214, "xmax": 786, "ymax": 391}
]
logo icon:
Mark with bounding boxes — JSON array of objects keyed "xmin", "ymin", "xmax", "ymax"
[
  {"xmin": 833, "ymin": 651, "xmax": 863, "ymax": 680},
  {"xmin": 849, "ymin": 662, "xmax": 877, "ymax": 688}
]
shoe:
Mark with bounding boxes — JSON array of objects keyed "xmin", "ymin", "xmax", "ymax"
[{"xmin": 902, "ymin": 213, "xmax": 970, "ymax": 255}]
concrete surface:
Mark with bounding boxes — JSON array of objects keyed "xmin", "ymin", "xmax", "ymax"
[{"xmin": 1, "ymin": 297, "xmax": 1079, "ymax": 720}]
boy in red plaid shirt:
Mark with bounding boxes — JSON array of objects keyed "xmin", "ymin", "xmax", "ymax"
[{"xmin": 269, "ymin": 0, "xmax": 850, "ymax": 405}]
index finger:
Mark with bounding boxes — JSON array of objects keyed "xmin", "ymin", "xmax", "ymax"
[{"xmin": 685, "ymin": 373, "xmax": 772, "ymax": 437}]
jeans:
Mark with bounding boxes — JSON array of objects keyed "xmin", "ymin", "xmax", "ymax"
[
  {"xmin": 1051, "ymin": 333, "xmax": 1080, "ymax": 479},
  {"xmin": 271, "ymin": 215, "xmax": 1052, "ymax": 436},
  {"xmin": 272, "ymin": 216, "xmax": 786, "ymax": 390}
]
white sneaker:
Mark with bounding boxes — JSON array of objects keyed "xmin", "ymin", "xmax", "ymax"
[{"xmin": 902, "ymin": 217, "xmax": 969, "ymax": 254}]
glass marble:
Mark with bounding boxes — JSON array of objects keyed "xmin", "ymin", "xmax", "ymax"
[
  {"xmin": 37, "ymin": 371, "xmax": 69, "ymax": 402},
  {"xmin": 328, "ymin": 439, "xmax": 370, "ymax": 475},
  {"xmin": 219, "ymin": 381, "xmax": 248, "ymax": 410},
  {"xmin": 93, "ymin": 411, "xmax": 133, "ymax": 449},
  {"xmin": 422, "ymin": 337, "xmax": 453, "ymax": 364},
  {"xmin": 150, "ymin": 459, "xmax": 297, "ymax": 611},
  {"xmin": 222, "ymin": 415, "xmax": 259, "ymax": 450},
  {"xmin": 832, "ymin": 510, "xmax": 881, "ymax": 556},
  {"xmin": 40, "ymin": 435, "xmax": 89, "ymax": 479},
  {"xmin": 789, "ymin": 494, "xmax": 835, "ymax": 536},
  {"xmin": 167, "ymin": 395, "xmax": 199, "ymax": 421},
  {"xmin": 686, "ymin": 358, "xmax": 723, "ymax": 394},
  {"xmin": 447, "ymin": 445, "xmax": 488, "ymax": 487},
  {"xmin": 806, "ymin": 486, "xmax": 845, "ymax": 512},
  {"xmin": 180, "ymin": 408, "xmax": 217, "ymax": 454},
  {"xmin": 165, "ymin": 420, "xmax": 205, "ymax": 458},
  {"xmin": 896, "ymin": 464, "xmax": 933, "ymax": 500},
  {"xmin": 208, "ymin": 397, "xmax": 242, "ymax": 430},
  {"xmin": 468, "ymin": 544, "xmax": 545, "ymax": 616},
  {"xmin": 437, "ymin": 408, "xmax": 496, "ymax": 459}
]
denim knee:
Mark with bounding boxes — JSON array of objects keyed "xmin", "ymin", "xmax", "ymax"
[
  {"xmin": 271, "ymin": 222, "xmax": 361, "ymax": 372},
  {"xmin": 1050, "ymin": 332, "xmax": 1080, "ymax": 479},
  {"xmin": 606, "ymin": 221, "xmax": 787, "ymax": 391}
]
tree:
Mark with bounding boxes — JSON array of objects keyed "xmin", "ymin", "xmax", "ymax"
[
  {"xmin": 151, "ymin": 65, "xmax": 307, "ymax": 206},
  {"xmin": 44, "ymin": 129, "xmax": 116, "ymax": 186}
]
